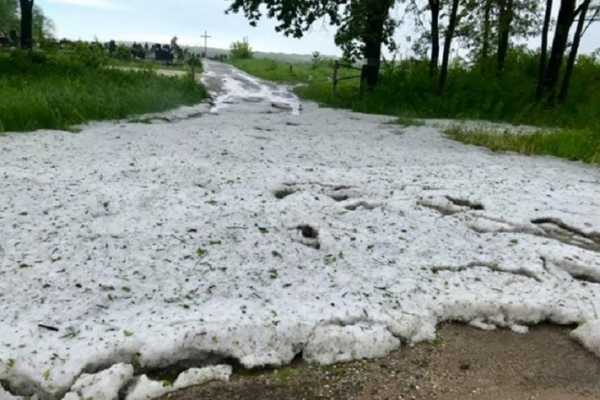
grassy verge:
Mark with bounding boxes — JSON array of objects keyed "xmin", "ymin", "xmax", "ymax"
[
  {"xmin": 231, "ymin": 53, "xmax": 600, "ymax": 165},
  {"xmin": 0, "ymin": 50, "xmax": 208, "ymax": 133},
  {"xmin": 446, "ymin": 127, "xmax": 600, "ymax": 164}
]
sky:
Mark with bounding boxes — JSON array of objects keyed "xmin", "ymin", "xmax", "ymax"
[{"xmin": 37, "ymin": 0, "xmax": 600, "ymax": 58}]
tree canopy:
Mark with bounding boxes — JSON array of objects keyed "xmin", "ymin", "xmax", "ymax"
[
  {"xmin": 1, "ymin": 0, "xmax": 54, "ymax": 41},
  {"xmin": 0, "ymin": 0, "xmax": 19, "ymax": 31},
  {"xmin": 226, "ymin": 0, "xmax": 398, "ymax": 63}
]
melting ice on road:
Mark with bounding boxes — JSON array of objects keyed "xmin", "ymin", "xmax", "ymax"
[
  {"xmin": 201, "ymin": 61, "xmax": 302, "ymax": 115},
  {"xmin": 1, "ymin": 61, "xmax": 600, "ymax": 399}
]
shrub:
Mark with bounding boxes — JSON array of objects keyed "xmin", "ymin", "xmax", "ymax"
[
  {"xmin": 230, "ymin": 39, "xmax": 253, "ymax": 60},
  {"xmin": 114, "ymin": 44, "xmax": 132, "ymax": 61}
]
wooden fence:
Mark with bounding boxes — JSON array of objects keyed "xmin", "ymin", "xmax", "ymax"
[{"xmin": 332, "ymin": 60, "xmax": 364, "ymax": 99}]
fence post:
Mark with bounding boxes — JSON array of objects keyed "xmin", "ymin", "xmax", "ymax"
[
  {"xmin": 332, "ymin": 60, "xmax": 339, "ymax": 100},
  {"xmin": 359, "ymin": 64, "xmax": 366, "ymax": 99},
  {"xmin": 191, "ymin": 53, "xmax": 196, "ymax": 82}
]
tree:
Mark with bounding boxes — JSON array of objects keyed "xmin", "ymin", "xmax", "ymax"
[
  {"xmin": 438, "ymin": 0, "xmax": 460, "ymax": 93},
  {"xmin": 543, "ymin": 0, "xmax": 576, "ymax": 105},
  {"xmin": 480, "ymin": 0, "xmax": 493, "ymax": 62},
  {"xmin": 536, "ymin": 0, "xmax": 553, "ymax": 100},
  {"xmin": 403, "ymin": 0, "xmax": 440, "ymax": 77},
  {"xmin": 19, "ymin": 0, "xmax": 34, "ymax": 49},
  {"xmin": 428, "ymin": 0, "xmax": 440, "ymax": 77},
  {"xmin": 540, "ymin": 0, "xmax": 594, "ymax": 105},
  {"xmin": 558, "ymin": 0, "xmax": 593, "ymax": 103},
  {"xmin": 452, "ymin": 0, "xmax": 540, "ymax": 75},
  {"xmin": 32, "ymin": 5, "xmax": 55, "ymax": 43},
  {"xmin": 496, "ymin": 0, "xmax": 514, "ymax": 73},
  {"xmin": 0, "ymin": 0, "xmax": 19, "ymax": 31},
  {"xmin": 225, "ymin": 0, "xmax": 398, "ymax": 88},
  {"xmin": 333, "ymin": 0, "xmax": 397, "ymax": 88},
  {"xmin": 403, "ymin": 0, "xmax": 462, "ymax": 86}
]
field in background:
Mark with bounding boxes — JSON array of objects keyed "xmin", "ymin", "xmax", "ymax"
[
  {"xmin": 0, "ymin": 49, "xmax": 208, "ymax": 133},
  {"xmin": 231, "ymin": 52, "xmax": 600, "ymax": 165},
  {"xmin": 227, "ymin": 57, "xmax": 357, "ymax": 83}
]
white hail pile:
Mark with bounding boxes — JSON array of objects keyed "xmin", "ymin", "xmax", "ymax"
[{"xmin": 0, "ymin": 61, "xmax": 599, "ymax": 399}]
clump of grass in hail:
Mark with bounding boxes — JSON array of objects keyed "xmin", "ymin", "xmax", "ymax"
[{"xmin": 0, "ymin": 46, "xmax": 208, "ymax": 133}]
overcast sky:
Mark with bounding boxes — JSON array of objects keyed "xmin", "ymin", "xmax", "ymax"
[{"xmin": 38, "ymin": 0, "xmax": 599, "ymax": 57}]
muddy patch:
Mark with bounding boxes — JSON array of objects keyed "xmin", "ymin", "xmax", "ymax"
[{"xmin": 158, "ymin": 324, "xmax": 600, "ymax": 400}]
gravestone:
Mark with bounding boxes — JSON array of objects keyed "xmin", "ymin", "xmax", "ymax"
[
  {"xmin": 154, "ymin": 45, "xmax": 174, "ymax": 62},
  {"xmin": 0, "ymin": 31, "xmax": 8, "ymax": 47},
  {"xmin": 9, "ymin": 30, "xmax": 18, "ymax": 45},
  {"xmin": 131, "ymin": 42, "xmax": 145, "ymax": 59}
]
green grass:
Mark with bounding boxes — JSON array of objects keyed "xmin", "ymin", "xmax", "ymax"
[
  {"xmin": 272, "ymin": 367, "xmax": 300, "ymax": 381},
  {"xmin": 446, "ymin": 127, "xmax": 600, "ymax": 164},
  {"xmin": 0, "ymin": 50, "xmax": 208, "ymax": 133},
  {"xmin": 392, "ymin": 117, "xmax": 426, "ymax": 127},
  {"xmin": 296, "ymin": 52, "xmax": 600, "ymax": 131}
]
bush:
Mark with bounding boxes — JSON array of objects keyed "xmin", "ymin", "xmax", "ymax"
[
  {"xmin": 114, "ymin": 44, "xmax": 132, "ymax": 61},
  {"xmin": 230, "ymin": 39, "xmax": 253, "ymax": 60},
  {"xmin": 311, "ymin": 51, "xmax": 322, "ymax": 69}
]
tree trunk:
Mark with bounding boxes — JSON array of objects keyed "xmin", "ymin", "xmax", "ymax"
[
  {"xmin": 362, "ymin": 34, "xmax": 383, "ymax": 89},
  {"xmin": 360, "ymin": 0, "xmax": 395, "ymax": 89},
  {"xmin": 497, "ymin": 0, "xmax": 514, "ymax": 73},
  {"xmin": 438, "ymin": 0, "xmax": 460, "ymax": 93},
  {"xmin": 536, "ymin": 0, "xmax": 553, "ymax": 101},
  {"xmin": 544, "ymin": 0, "xmax": 576, "ymax": 106},
  {"xmin": 429, "ymin": 0, "xmax": 440, "ymax": 77},
  {"xmin": 19, "ymin": 0, "xmax": 34, "ymax": 49},
  {"xmin": 481, "ymin": 0, "xmax": 492, "ymax": 62},
  {"xmin": 558, "ymin": 0, "xmax": 590, "ymax": 103}
]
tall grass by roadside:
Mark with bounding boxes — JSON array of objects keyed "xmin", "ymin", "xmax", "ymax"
[
  {"xmin": 233, "ymin": 52, "xmax": 599, "ymax": 128},
  {"xmin": 445, "ymin": 127, "xmax": 600, "ymax": 164},
  {"xmin": 0, "ymin": 49, "xmax": 208, "ymax": 133}
]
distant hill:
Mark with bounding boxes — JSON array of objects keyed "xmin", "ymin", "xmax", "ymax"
[
  {"xmin": 118, "ymin": 41, "xmax": 336, "ymax": 63},
  {"xmin": 185, "ymin": 46, "xmax": 337, "ymax": 63}
]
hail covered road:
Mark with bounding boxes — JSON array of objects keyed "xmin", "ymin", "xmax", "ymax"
[{"xmin": 0, "ymin": 60, "xmax": 599, "ymax": 399}]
